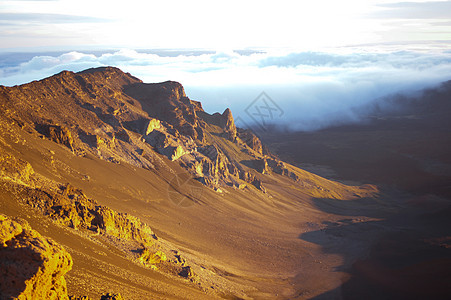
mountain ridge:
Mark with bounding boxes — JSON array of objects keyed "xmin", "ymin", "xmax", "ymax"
[
  {"xmin": 0, "ymin": 66, "xmax": 379, "ymax": 299},
  {"xmin": 1, "ymin": 66, "xmax": 371, "ymax": 197}
]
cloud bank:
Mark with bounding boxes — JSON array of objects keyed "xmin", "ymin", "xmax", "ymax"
[{"xmin": 1, "ymin": 47, "xmax": 451, "ymax": 131}]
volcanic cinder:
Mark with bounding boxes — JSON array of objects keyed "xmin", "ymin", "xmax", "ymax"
[{"xmin": 0, "ymin": 67, "xmax": 450, "ymax": 299}]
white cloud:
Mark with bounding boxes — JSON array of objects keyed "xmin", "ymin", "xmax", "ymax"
[{"xmin": 1, "ymin": 47, "xmax": 451, "ymax": 130}]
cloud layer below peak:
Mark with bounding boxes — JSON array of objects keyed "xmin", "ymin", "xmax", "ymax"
[{"xmin": 1, "ymin": 47, "xmax": 451, "ymax": 131}]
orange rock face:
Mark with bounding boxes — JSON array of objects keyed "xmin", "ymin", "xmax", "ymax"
[{"xmin": 0, "ymin": 214, "xmax": 73, "ymax": 300}]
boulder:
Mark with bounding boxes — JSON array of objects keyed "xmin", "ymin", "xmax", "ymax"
[
  {"xmin": 0, "ymin": 214, "xmax": 73, "ymax": 300},
  {"xmin": 145, "ymin": 118, "xmax": 161, "ymax": 135},
  {"xmin": 0, "ymin": 154, "xmax": 35, "ymax": 183},
  {"xmin": 36, "ymin": 124, "xmax": 74, "ymax": 151}
]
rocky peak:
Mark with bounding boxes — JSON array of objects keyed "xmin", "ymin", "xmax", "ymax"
[
  {"xmin": 77, "ymin": 66, "xmax": 142, "ymax": 85},
  {"xmin": 221, "ymin": 108, "xmax": 237, "ymax": 141},
  {"xmin": 158, "ymin": 80, "xmax": 187, "ymax": 100},
  {"xmin": 124, "ymin": 81, "xmax": 206, "ymax": 142},
  {"xmin": 196, "ymin": 108, "xmax": 237, "ymax": 142},
  {"xmin": 45, "ymin": 67, "xmax": 142, "ymax": 94},
  {"xmin": 0, "ymin": 66, "xmax": 275, "ymax": 192}
]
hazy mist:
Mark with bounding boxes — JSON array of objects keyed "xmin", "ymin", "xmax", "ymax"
[{"xmin": 1, "ymin": 48, "xmax": 451, "ymax": 131}]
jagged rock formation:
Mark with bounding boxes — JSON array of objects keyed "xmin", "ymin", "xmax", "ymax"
[
  {"xmin": 267, "ymin": 158, "xmax": 300, "ymax": 181},
  {"xmin": 220, "ymin": 108, "xmax": 237, "ymax": 141},
  {"xmin": 0, "ymin": 67, "xmax": 286, "ymax": 192},
  {"xmin": 0, "ymin": 66, "xmax": 380, "ymax": 299},
  {"xmin": 236, "ymin": 128, "xmax": 272, "ymax": 156},
  {"xmin": 0, "ymin": 66, "xmax": 378, "ymax": 203},
  {"xmin": 0, "ymin": 214, "xmax": 73, "ymax": 300},
  {"xmin": 197, "ymin": 108, "xmax": 237, "ymax": 141},
  {"xmin": 0, "ymin": 147, "xmax": 197, "ymax": 286},
  {"xmin": 124, "ymin": 80, "xmax": 206, "ymax": 143},
  {"xmin": 36, "ymin": 124, "xmax": 75, "ymax": 152},
  {"xmin": 15, "ymin": 180, "xmax": 157, "ymax": 248},
  {"xmin": 138, "ymin": 249, "xmax": 167, "ymax": 269},
  {"xmin": 0, "ymin": 154, "xmax": 35, "ymax": 184}
]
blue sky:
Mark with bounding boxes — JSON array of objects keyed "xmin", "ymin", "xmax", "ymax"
[{"xmin": 1, "ymin": 1, "xmax": 451, "ymax": 130}]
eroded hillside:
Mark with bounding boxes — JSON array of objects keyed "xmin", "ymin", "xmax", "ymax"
[{"xmin": 0, "ymin": 67, "xmax": 382, "ymax": 299}]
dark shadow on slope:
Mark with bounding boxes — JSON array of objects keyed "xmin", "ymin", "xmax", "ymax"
[
  {"xmin": 299, "ymin": 197, "xmax": 451, "ymax": 300},
  {"xmin": 310, "ymin": 196, "xmax": 398, "ymax": 219},
  {"xmin": 240, "ymin": 159, "xmax": 265, "ymax": 173},
  {"xmin": 0, "ymin": 243, "xmax": 41, "ymax": 298},
  {"xmin": 79, "ymin": 102, "xmax": 122, "ymax": 128},
  {"xmin": 122, "ymin": 118, "xmax": 149, "ymax": 135}
]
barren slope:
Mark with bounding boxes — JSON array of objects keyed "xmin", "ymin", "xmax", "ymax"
[{"xmin": 0, "ymin": 67, "xmax": 396, "ymax": 299}]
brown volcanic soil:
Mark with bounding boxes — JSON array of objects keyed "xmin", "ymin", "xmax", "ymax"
[
  {"xmin": 1, "ymin": 121, "xmax": 382, "ymax": 299},
  {"xmin": 3, "ymin": 67, "xmax": 447, "ymax": 299}
]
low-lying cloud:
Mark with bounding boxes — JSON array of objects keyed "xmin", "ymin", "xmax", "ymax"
[{"xmin": 1, "ymin": 47, "xmax": 451, "ymax": 131}]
